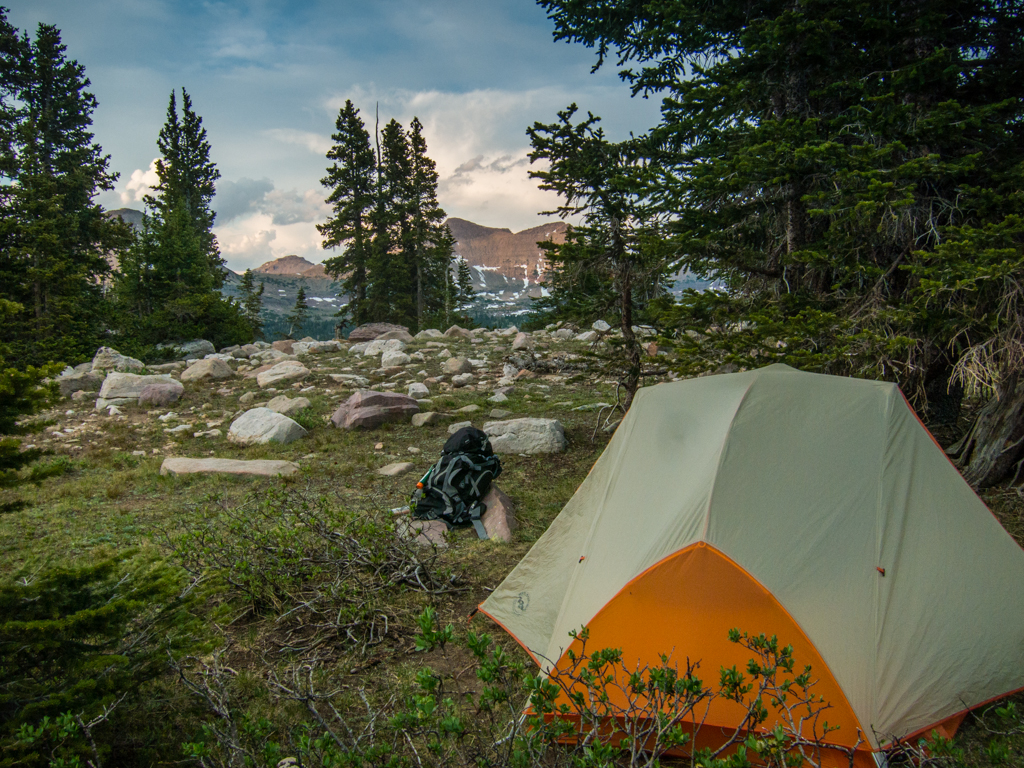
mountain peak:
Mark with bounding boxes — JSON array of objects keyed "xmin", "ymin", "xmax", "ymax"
[{"xmin": 255, "ymin": 254, "xmax": 320, "ymax": 276}]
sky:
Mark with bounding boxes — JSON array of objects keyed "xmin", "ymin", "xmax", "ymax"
[{"xmin": 7, "ymin": 0, "xmax": 662, "ymax": 272}]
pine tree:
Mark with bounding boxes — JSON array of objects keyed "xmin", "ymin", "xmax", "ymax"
[
  {"xmin": 319, "ymin": 100, "xmax": 375, "ymax": 327},
  {"xmin": 541, "ymin": 0, "xmax": 1024, "ymax": 481},
  {"xmin": 0, "ymin": 20, "xmax": 129, "ymax": 366},
  {"xmin": 527, "ymin": 105, "xmax": 671, "ymax": 407},
  {"xmin": 455, "ymin": 257, "xmax": 475, "ymax": 314},
  {"xmin": 286, "ymin": 286, "xmax": 309, "ymax": 339},
  {"xmin": 365, "ymin": 119, "xmax": 414, "ymax": 324},
  {"xmin": 114, "ymin": 89, "xmax": 247, "ymax": 349},
  {"xmin": 238, "ymin": 268, "xmax": 265, "ymax": 340}
]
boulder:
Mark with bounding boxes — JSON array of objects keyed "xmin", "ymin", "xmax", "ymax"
[
  {"xmin": 456, "ymin": 404, "xmax": 480, "ymax": 414},
  {"xmin": 267, "ymin": 395, "xmax": 311, "ymax": 417},
  {"xmin": 99, "ymin": 372, "xmax": 175, "ymax": 400},
  {"xmin": 407, "ymin": 382, "xmax": 431, "ymax": 399},
  {"xmin": 347, "ymin": 342, "xmax": 370, "ymax": 355},
  {"xmin": 395, "ymin": 515, "xmax": 449, "ymax": 548},
  {"xmin": 415, "ymin": 329, "xmax": 443, "ymax": 339},
  {"xmin": 483, "ymin": 418, "xmax": 567, "ymax": 454},
  {"xmin": 377, "ymin": 461, "xmax": 416, "ymax": 477},
  {"xmin": 330, "ymin": 390, "xmax": 419, "ymax": 430},
  {"xmin": 489, "ymin": 408, "xmax": 512, "ymax": 419},
  {"xmin": 180, "ymin": 358, "xmax": 234, "ymax": 383},
  {"xmin": 292, "ymin": 340, "xmax": 343, "ymax": 355},
  {"xmin": 138, "ymin": 380, "xmax": 185, "ymax": 407},
  {"xmin": 592, "ymin": 319, "xmax": 611, "ymax": 333},
  {"xmin": 511, "ymin": 332, "xmax": 533, "ymax": 350},
  {"xmin": 412, "ymin": 411, "xmax": 447, "ymax": 427},
  {"xmin": 575, "ymin": 330, "xmax": 598, "ymax": 343},
  {"xmin": 447, "ymin": 420, "xmax": 473, "ymax": 435},
  {"xmin": 256, "ymin": 361, "xmax": 310, "ymax": 388},
  {"xmin": 175, "ymin": 339, "xmax": 216, "ymax": 357},
  {"xmin": 348, "ymin": 323, "xmax": 409, "ymax": 342},
  {"xmin": 551, "ymin": 328, "xmax": 574, "ymax": 341},
  {"xmin": 272, "ymin": 340, "xmax": 295, "ymax": 354},
  {"xmin": 254, "ymin": 349, "xmax": 294, "ymax": 363},
  {"xmin": 452, "ymin": 373, "xmax": 475, "ymax": 387},
  {"xmin": 91, "ymin": 347, "xmax": 144, "ymax": 373},
  {"xmin": 488, "ymin": 392, "xmax": 508, "ymax": 404},
  {"xmin": 442, "ymin": 357, "xmax": 473, "ymax": 375},
  {"xmin": 499, "ymin": 326, "xmax": 519, "ymax": 336},
  {"xmin": 444, "ymin": 325, "xmax": 473, "ymax": 339},
  {"xmin": 381, "ymin": 350, "xmax": 412, "ymax": 367},
  {"xmin": 364, "ymin": 338, "xmax": 406, "ymax": 357},
  {"xmin": 437, "ymin": 348, "xmax": 453, "ymax": 360},
  {"xmin": 481, "ymin": 485, "xmax": 516, "ymax": 543},
  {"xmin": 227, "ymin": 408, "xmax": 308, "ymax": 445},
  {"xmin": 239, "ymin": 392, "xmax": 256, "ymax": 404},
  {"xmin": 376, "ymin": 329, "xmax": 414, "ymax": 342},
  {"xmin": 58, "ymin": 370, "xmax": 103, "ymax": 397},
  {"xmin": 160, "ymin": 457, "xmax": 300, "ymax": 477}
]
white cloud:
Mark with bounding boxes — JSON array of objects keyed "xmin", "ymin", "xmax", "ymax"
[
  {"xmin": 262, "ymin": 188, "xmax": 331, "ymax": 226},
  {"xmin": 216, "ymin": 213, "xmax": 329, "ymax": 273},
  {"xmin": 264, "ymin": 128, "xmax": 332, "ymax": 156},
  {"xmin": 119, "ymin": 158, "xmax": 160, "ymax": 204}
]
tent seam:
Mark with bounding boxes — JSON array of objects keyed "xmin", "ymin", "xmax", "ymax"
[{"xmin": 702, "ymin": 373, "xmax": 759, "ymax": 541}]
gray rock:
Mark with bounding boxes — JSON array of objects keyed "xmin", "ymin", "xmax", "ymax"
[
  {"xmin": 239, "ymin": 392, "xmax": 256, "ymax": 404},
  {"xmin": 437, "ymin": 348, "xmax": 452, "ymax": 361},
  {"xmin": 347, "ymin": 342, "xmax": 370, "ymax": 355},
  {"xmin": 377, "ymin": 461, "xmax": 416, "ymax": 477},
  {"xmin": 364, "ymin": 338, "xmax": 406, "ymax": 357},
  {"xmin": 573, "ymin": 402, "xmax": 613, "ymax": 411},
  {"xmin": 99, "ymin": 372, "xmax": 175, "ymax": 400},
  {"xmin": 267, "ymin": 395, "xmax": 311, "ymax": 417},
  {"xmin": 412, "ymin": 411, "xmax": 446, "ymax": 427},
  {"xmin": 456, "ymin": 404, "xmax": 480, "ymax": 414},
  {"xmin": 139, "ymin": 380, "xmax": 185, "ymax": 407},
  {"xmin": 91, "ymin": 347, "xmax": 144, "ymax": 373},
  {"xmin": 488, "ymin": 392, "xmax": 508, "ymax": 404},
  {"xmin": 447, "ymin": 420, "xmax": 473, "ymax": 435},
  {"xmin": 452, "ymin": 373, "xmax": 475, "ymax": 387},
  {"xmin": 443, "ymin": 357, "xmax": 473, "ymax": 375},
  {"xmin": 330, "ymin": 390, "xmax": 419, "ymax": 430},
  {"xmin": 376, "ymin": 329, "xmax": 414, "ymax": 342},
  {"xmin": 489, "ymin": 408, "xmax": 512, "ymax": 419},
  {"xmin": 292, "ymin": 340, "xmax": 343, "ymax": 355},
  {"xmin": 415, "ymin": 329, "xmax": 443, "ymax": 339},
  {"xmin": 59, "ymin": 370, "xmax": 103, "ymax": 397},
  {"xmin": 551, "ymin": 328, "xmax": 574, "ymax": 341},
  {"xmin": 483, "ymin": 418, "xmax": 567, "ymax": 454},
  {"xmin": 575, "ymin": 330, "xmax": 598, "ymax": 343},
  {"xmin": 175, "ymin": 340, "xmax": 216, "ymax": 357},
  {"xmin": 160, "ymin": 457, "xmax": 300, "ymax": 477},
  {"xmin": 348, "ymin": 322, "xmax": 410, "ymax": 342},
  {"xmin": 407, "ymin": 382, "xmax": 431, "ymax": 398},
  {"xmin": 256, "ymin": 361, "xmax": 310, "ymax": 388},
  {"xmin": 444, "ymin": 325, "xmax": 473, "ymax": 339},
  {"xmin": 180, "ymin": 358, "xmax": 234, "ymax": 383},
  {"xmin": 592, "ymin": 320, "xmax": 611, "ymax": 333},
  {"xmin": 395, "ymin": 515, "xmax": 448, "ymax": 549},
  {"xmin": 511, "ymin": 332, "xmax": 533, "ymax": 350},
  {"xmin": 381, "ymin": 350, "xmax": 412, "ymax": 367},
  {"xmin": 228, "ymin": 407, "xmax": 308, "ymax": 445}
]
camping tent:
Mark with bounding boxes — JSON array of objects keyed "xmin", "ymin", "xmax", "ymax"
[{"xmin": 478, "ymin": 364, "xmax": 1024, "ymax": 766}]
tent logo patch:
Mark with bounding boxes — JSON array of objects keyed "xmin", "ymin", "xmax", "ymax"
[{"xmin": 512, "ymin": 591, "xmax": 530, "ymax": 615}]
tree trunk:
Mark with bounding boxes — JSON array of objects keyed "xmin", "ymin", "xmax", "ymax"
[
  {"xmin": 949, "ymin": 372, "xmax": 1024, "ymax": 488},
  {"xmin": 610, "ymin": 217, "xmax": 641, "ymax": 411}
]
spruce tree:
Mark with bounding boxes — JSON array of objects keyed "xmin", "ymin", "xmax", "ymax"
[
  {"xmin": 319, "ymin": 100, "xmax": 375, "ymax": 326},
  {"xmin": 455, "ymin": 257, "xmax": 475, "ymax": 315},
  {"xmin": 238, "ymin": 268, "xmax": 265, "ymax": 340},
  {"xmin": 366, "ymin": 119, "xmax": 414, "ymax": 324},
  {"xmin": 114, "ymin": 89, "xmax": 247, "ymax": 349},
  {"xmin": 541, "ymin": 0, "xmax": 1024, "ymax": 482},
  {"xmin": 0, "ymin": 20, "xmax": 129, "ymax": 366},
  {"xmin": 286, "ymin": 286, "xmax": 309, "ymax": 339}
]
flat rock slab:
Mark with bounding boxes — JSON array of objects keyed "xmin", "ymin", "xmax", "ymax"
[
  {"xmin": 377, "ymin": 461, "xmax": 416, "ymax": 477},
  {"xmin": 331, "ymin": 390, "xmax": 419, "ymax": 430},
  {"xmin": 139, "ymin": 380, "xmax": 185, "ymax": 407},
  {"xmin": 228, "ymin": 407, "xmax": 308, "ymax": 445},
  {"xmin": 256, "ymin": 361, "xmax": 310, "ymax": 388},
  {"xmin": 483, "ymin": 418, "xmax": 567, "ymax": 454},
  {"xmin": 59, "ymin": 370, "xmax": 104, "ymax": 397},
  {"xmin": 412, "ymin": 411, "xmax": 448, "ymax": 427},
  {"xmin": 394, "ymin": 514, "xmax": 449, "ymax": 549},
  {"xmin": 160, "ymin": 457, "xmax": 300, "ymax": 477},
  {"xmin": 99, "ymin": 372, "xmax": 175, "ymax": 400},
  {"xmin": 267, "ymin": 395, "xmax": 311, "ymax": 417},
  {"xmin": 348, "ymin": 322, "xmax": 409, "ymax": 342},
  {"xmin": 181, "ymin": 358, "xmax": 234, "ymax": 382}
]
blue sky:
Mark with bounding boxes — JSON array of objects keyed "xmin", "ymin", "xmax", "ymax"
[{"xmin": 7, "ymin": 0, "xmax": 661, "ymax": 271}]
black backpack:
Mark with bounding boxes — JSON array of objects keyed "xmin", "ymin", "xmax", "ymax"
[{"xmin": 411, "ymin": 427, "xmax": 502, "ymax": 539}]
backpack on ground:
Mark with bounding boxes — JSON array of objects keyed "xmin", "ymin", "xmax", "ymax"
[{"xmin": 411, "ymin": 427, "xmax": 502, "ymax": 539}]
